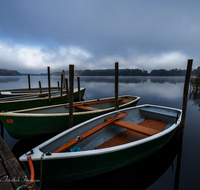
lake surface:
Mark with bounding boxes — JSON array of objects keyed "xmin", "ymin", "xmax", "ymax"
[{"xmin": 0, "ymin": 75, "xmax": 199, "ymax": 190}]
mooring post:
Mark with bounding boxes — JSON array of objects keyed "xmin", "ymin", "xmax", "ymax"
[
  {"xmin": 60, "ymin": 74, "xmax": 63, "ymax": 103},
  {"xmin": 39, "ymin": 81, "xmax": 42, "ymax": 94},
  {"xmin": 115, "ymin": 62, "xmax": 119, "ymax": 110},
  {"xmin": 48, "ymin": 66, "xmax": 51, "ymax": 105},
  {"xmin": 57, "ymin": 81, "xmax": 60, "ymax": 91},
  {"xmin": 174, "ymin": 59, "xmax": 193, "ymax": 190},
  {"xmin": 180, "ymin": 59, "xmax": 193, "ymax": 140},
  {"xmin": 0, "ymin": 120, "xmax": 4, "ymax": 139},
  {"xmin": 62, "ymin": 70, "xmax": 65, "ymax": 88},
  {"xmin": 77, "ymin": 77, "xmax": 81, "ymax": 101},
  {"xmin": 65, "ymin": 78, "xmax": 69, "ymax": 102},
  {"xmin": 69, "ymin": 65, "xmax": 74, "ymax": 128},
  {"xmin": 28, "ymin": 74, "xmax": 31, "ymax": 90}
]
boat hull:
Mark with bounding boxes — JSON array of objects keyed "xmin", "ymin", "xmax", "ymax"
[
  {"xmin": 19, "ymin": 104, "xmax": 181, "ymax": 189},
  {"xmin": 0, "ymin": 96, "xmax": 139, "ymax": 139},
  {"xmin": 23, "ymin": 127, "xmax": 177, "ymax": 190},
  {"xmin": 0, "ymin": 87, "xmax": 85, "ymax": 111}
]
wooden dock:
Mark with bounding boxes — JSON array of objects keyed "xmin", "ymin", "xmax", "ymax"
[{"xmin": 0, "ymin": 136, "xmax": 29, "ymax": 189}]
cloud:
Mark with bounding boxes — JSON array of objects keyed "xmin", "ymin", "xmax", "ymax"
[
  {"xmin": 0, "ymin": 42, "xmax": 93, "ymax": 73},
  {"xmin": 85, "ymin": 52, "xmax": 189, "ymax": 71}
]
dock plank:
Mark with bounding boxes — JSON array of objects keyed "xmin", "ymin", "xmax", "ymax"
[{"xmin": 0, "ymin": 136, "xmax": 29, "ymax": 189}]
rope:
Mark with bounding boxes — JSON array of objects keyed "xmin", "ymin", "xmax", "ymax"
[
  {"xmin": 27, "ymin": 157, "xmax": 35, "ymax": 183},
  {"xmin": 16, "ymin": 183, "xmax": 36, "ymax": 190},
  {"xmin": 39, "ymin": 153, "xmax": 44, "ymax": 189}
]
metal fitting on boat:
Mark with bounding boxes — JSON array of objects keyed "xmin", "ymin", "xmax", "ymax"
[
  {"xmin": 45, "ymin": 152, "xmax": 52, "ymax": 156},
  {"xmin": 75, "ymin": 136, "xmax": 82, "ymax": 141}
]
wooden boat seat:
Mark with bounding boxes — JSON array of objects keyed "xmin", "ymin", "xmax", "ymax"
[
  {"xmin": 119, "ymin": 98, "xmax": 133, "ymax": 103},
  {"xmin": 105, "ymin": 118, "xmax": 159, "ymax": 136},
  {"xmin": 76, "ymin": 105, "xmax": 101, "ymax": 111},
  {"xmin": 95, "ymin": 118, "xmax": 168, "ymax": 149},
  {"xmin": 104, "ymin": 117, "xmax": 167, "ymax": 136}
]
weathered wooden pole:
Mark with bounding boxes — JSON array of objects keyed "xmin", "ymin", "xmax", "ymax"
[
  {"xmin": 28, "ymin": 74, "xmax": 31, "ymax": 90},
  {"xmin": 60, "ymin": 74, "xmax": 63, "ymax": 103},
  {"xmin": 47, "ymin": 66, "xmax": 51, "ymax": 105},
  {"xmin": 174, "ymin": 59, "xmax": 193, "ymax": 190},
  {"xmin": 39, "ymin": 81, "xmax": 42, "ymax": 94},
  {"xmin": 65, "ymin": 78, "xmax": 69, "ymax": 102},
  {"xmin": 69, "ymin": 65, "xmax": 74, "ymax": 128},
  {"xmin": 115, "ymin": 62, "xmax": 119, "ymax": 110},
  {"xmin": 0, "ymin": 120, "xmax": 4, "ymax": 139},
  {"xmin": 180, "ymin": 59, "xmax": 193, "ymax": 140},
  {"xmin": 77, "ymin": 77, "xmax": 81, "ymax": 101},
  {"xmin": 57, "ymin": 81, "xmax": 60, "ymax": 91},
  {"xmin": 62, "ymin": 70, "xmax": 65, "ymax": 88}
]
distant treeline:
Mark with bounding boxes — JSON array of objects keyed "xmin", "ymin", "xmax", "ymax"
[
  {"xmin": 80, "ymin": 66, "xmax": 200, "ymax": 76},
  {"xmin": 0, "ymin": 69, "xmax": 21, "ymax": 76},
  {"xmin": 0, "ymin": 66, "xmax": 200, "ymax": 76}
]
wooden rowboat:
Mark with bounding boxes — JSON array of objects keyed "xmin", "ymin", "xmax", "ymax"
[
  {"xmin": 0, "ymin": 87, "xmax": 61, "ymax": 98},
  {"xmin": 19, "ymin": 104, "xmax": 181, "ymax": 190},
  {"xmin": 0, "ymin": 87, "xmax": 86, "ymax": 112},
  {"xmin": 0, "ymin": 95, "xmax": 140, "ymax": 139}
]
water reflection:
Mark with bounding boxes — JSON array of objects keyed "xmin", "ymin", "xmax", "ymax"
[
  {"xmin": 0, "ymin": 76, "xmax": 20, "ymax": 83},
  {"xmin": 188, "ymin": 79, "xmax": 200, "ymax": 109},
  {"xmin": 51, "ymin": 76, "xmax": 185, "ymax": 84},
  {"xmin": 80, "ymin": 76, "xmax": 185, "ymax": 84},
  {"xmin": 149, "ymin": 76, "xmax": 185, "ymax": 84}
]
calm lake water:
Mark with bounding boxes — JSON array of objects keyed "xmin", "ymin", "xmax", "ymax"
[{"xmin": 0, "ymin": 75, "xmax": 199, "ymax": 190}]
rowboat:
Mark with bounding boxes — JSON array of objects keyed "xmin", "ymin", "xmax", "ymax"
[
  {"xmin": 0, "ymin": 95, "xmax": 140, "ymax": 139},
  {"xmin": 0, "ymin": 87, "xmax": 86, "ymax": 111},
  {"xmin": 19, "ymin": 104, "xmax": 182, "ymax": 190},
  {"xmin": 0, "ymin": 87, "xmax": 62, "ymax": 98}
]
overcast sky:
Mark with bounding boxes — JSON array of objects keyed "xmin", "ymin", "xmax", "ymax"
[{"xmin": 0, "ymin": 0, "xmax": 199, "ymax": 74}]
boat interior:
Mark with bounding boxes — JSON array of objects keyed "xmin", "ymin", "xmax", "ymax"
[
  {"xmin": 40, "ymin": 106, "xmax": 181, "ymax": 153},
  {"xmin": 14, "ymin": 96, "xmax": 137, "ymax": 114}
]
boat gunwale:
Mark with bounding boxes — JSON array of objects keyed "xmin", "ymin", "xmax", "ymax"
[
  {"xmin": 0, "ymin": 95, "xmax": 140, "ymax": 117},
  {"xmin": 19, "ymin": 104, "xmax": 182, "ymax": 161},
  {"xmin": 0, "ymin": 87, "xmax": 86, "ymax": 103}
]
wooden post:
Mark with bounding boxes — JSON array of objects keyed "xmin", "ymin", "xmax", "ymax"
[
  {"xmin": 77, "ymin": 77, "xmax": 81, "ymax": 101},
  {"xmin": 39, "ymin": 81, "xmax": 42, "ymax": 93},
  {"xmin": 174, "ymin": 59, "xmax": 193, "ymax": 190},
  {"xmin": 28, "ymin": 74, "xmax": 31, "ymax": 90},
  {"xmin": 57, "ymin": 81, "xmax": 60, "ymax": 91},
  {"xmin": 180, "ymin": 59, "xmax": 193, "ymax": 140},
  {"xmin": 65, "ymin": 78, "xmax": 69, "ymax": 102},
  {"xmin": 60, "ymin": 74, "xmax": 63, "ymax": 103},
  {"xmin": 62, "ymin": 70, "xmax": 65, "ymax": 88},
  {"xmin": 115, "ymin": 62, "xmax": 119, "ymax": 110},
  {"xmin": 69, "ymin": 65, "xmax": 74, "ymax": 128},
  {"xmin": 48, "ymin": 66, "xmax": 51, "ymax": 105},
  {"xmin": 0, "ymin": 120, "xmax": 4, "ymax": 139}
]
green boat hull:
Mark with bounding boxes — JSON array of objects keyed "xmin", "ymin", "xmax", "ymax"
[
  {"xmin": 22, "ymin": 128, "xmax": 177, "ymax": 190},
  {"xmin": 0, "ymin": 98, "xmax": 139, "ymax": 139},
  {"xmin": 0, "ymin": 88, "xmax": 85, "ymax": 112}
]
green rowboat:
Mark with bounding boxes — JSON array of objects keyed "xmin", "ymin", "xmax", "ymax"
[
  {"xmin": 0, "ymin": 95, "xmax": 140, "ymax": 139},
  {"xmin": 0, "ymin": 87, "xmax": 63, "ymax": 98},
  {"xmin": 19, "ymin": 104, "xmax": 181, "ymax": 190},
  {"xmin": 0, "ymin": 87, "xmax": 86, "ymax": 111}
]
